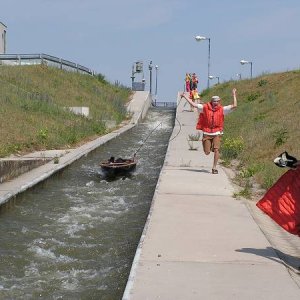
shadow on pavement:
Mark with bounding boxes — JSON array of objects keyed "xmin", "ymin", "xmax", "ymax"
[
  {"xmin": 180, "ymin": 168, "xmax": 211, "ymax": 174},
  {"xmin": 236, "ymin": 247, "xmax": 300, "ymax": 272}
]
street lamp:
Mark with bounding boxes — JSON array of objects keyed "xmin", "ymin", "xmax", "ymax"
[
  {"xmin": 208, "ymin": 75, "xmax": 219, "ymax": 85},
  {"xmin": 148, "ymin": 61, "xmax": 153, "ymax": 95},
  {"xmin": 195, "ymin": 35, "xmax": 211, "ymax": 89},
  {"xmin": 155, "ymin": 65, "xmax": 158, "ymax": 106},
  {"xmin": 131, "ymin": 64, "xmax": 135, "ymax": 88},
  {"xmin": 236, "ymin": 73, "xmax": 242, "ymax": 80},
  {"xmin": 240, "ymin": 59, "xmax": 253, "ymax": 79}
]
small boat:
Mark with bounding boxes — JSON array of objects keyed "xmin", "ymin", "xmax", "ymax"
[
  {"xmin": 99, "ymin": 156, "xmax": 137, "ymax": 175},
  {"xmin": 99, "ymin": 122, "xmax": 161, "ymax": 177}
]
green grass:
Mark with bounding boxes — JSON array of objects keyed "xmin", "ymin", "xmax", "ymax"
[
  {"xmin": 201, "ymin": 69, "xmax": 300, "ymax": 190},
  {"xmin": 0, "ymin": 65, "xmax": 131, "ymax": 157}
]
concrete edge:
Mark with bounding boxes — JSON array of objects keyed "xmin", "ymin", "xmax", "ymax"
[
  {"xmin": 128, "ymin": 91, "xmax": 152, "ymax": 124},
  {"xmin": 122, "ymin": 140, "xmax": 168, "ymax": 300},
  {"xmin": 122, "ymin": 93, "xmax": 179, "ymax": 300},
  {"xmin": 0, "ymin": 92, "xmax": 152, "ymax": 206}
]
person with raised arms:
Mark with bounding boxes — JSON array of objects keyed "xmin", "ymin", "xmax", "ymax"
[{"xmin": 180, "ymin": 88, "xmax": 237, "ymax": 174}]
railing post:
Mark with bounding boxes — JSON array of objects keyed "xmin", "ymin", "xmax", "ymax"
[{"xmin": 40, "ymin": 54, "xmax": 44, "ymax": 65}]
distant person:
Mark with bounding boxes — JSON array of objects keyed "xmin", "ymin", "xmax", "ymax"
[
  {"xmin": 191, "ymin": 73, "xmax": 198, "ymax": 90},
  {"xmin": 180, "ymin": 88, "xmax": 237, "ymax": 174},
  {"xmin": 185, "ymin": 73, "xmax": 191, "ymax": 92},
  {"xmin": 189, "ymin": 73, "xmax": 193, "ymax": 92},
  {"xmin": 192, "ymin": 89, "xmax": 200, "ymax": 101}
]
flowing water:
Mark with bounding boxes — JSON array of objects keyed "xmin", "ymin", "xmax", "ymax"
[{"xmin": 0, "ymin": 108, "xmax": 175, "ymax": 300}]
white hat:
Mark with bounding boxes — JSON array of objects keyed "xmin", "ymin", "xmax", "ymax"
[{"xmin": 211, "ymin": 96, "xmax": 220, "ymax": 101}]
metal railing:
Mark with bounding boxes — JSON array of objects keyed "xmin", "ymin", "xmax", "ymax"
[
  {"xmin": 0, "ymin": 53, "xmax": 94, "ymax": 75},
  {"xmin": 153, "ymin": 101, "xmax": 177, "ymax": 108}
]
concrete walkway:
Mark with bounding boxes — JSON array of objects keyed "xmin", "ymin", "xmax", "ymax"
[
  {"xmin": 123, "ymin": 94, "xmax": 300, "ymax": 299},
  {"xmin": 0, "ymin": 91, "xmax": 151, "ymax": 206}
]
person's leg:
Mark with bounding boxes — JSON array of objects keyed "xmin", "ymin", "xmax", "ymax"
[
  {"xmin": 186, "ymin": 82, "xmax": 190, "ymax": 92},
  {"xmin": 202, "ymin": 135, "xmax": 212, "ymax": 155},
  {"xmin": 213, "ymin": 149, "xmax": 220, "ymax": 170},
  {"xmin": 212, "ymin": 135, "xmax": 221, "ymax": 173}
]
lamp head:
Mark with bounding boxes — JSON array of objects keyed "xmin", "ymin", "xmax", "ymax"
[
  {"xmin": 208, "ymin": 75, "xmax": 214, "ymax": 79},
  {"xmin": 195, "ymin": 35, "xmax": 207, "ymax": 41},
  {"xmin": 240, "ymin": 59, "xmax": 249, "ymax": 65}
]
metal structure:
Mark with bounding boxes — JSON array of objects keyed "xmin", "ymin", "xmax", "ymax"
[
  {"xmin": 154, "ymin": 101, "xmax": 177, "ymax": 108},
  {"xmin": 0, "ymin": 22, "xmax": 7, "ymax": 54},
  {"xmin": 154, "ymin": 65, "xmax": 158, "ymax": 105},
  {"xmin": 148, "ymin": 61, "xmax": 153, "ymax": 95},
  {"xmin": 0, "ymin": 53, "xmax": 94, "ymax": 75},
  {"xmin": 131, "ymin": 60, "xmax": 145, "ymax": 91}
]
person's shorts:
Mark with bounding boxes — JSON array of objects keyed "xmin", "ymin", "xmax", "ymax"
[{"xmin": 202, "ymin": 134, "xmax": 221, "ymax": 153}]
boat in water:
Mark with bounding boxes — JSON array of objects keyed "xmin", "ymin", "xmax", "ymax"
[
  {"xmin": 99, "ymin": 156, "xmax": 137, "ymax": 176},
  {"xmin": 99, "ymin": 122, "xmax": 162, "ymax": 177}
]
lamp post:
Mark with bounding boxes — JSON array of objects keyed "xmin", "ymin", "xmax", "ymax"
[
  {"xmin": 131, "ymin": 63, "xmax": 135, "ymax": 89},
  {"xmin": 208, "ymin": 75, "xmax": 219, "ymax": 85},
  {"xmin": 148, "ymin": 61, "xmax": 153, "ymax": 95},
  {"xmin": 240, "ymin": 59, "xmax": 253, "ymax": 79},
  {"xmin": 236, "ymin": 73, "xmax": 242, "ymax": 80},
  {"xmin": 155, "ymin": 65, "xmax": 158, "ymax": 106},
  {"xmin": 195, "ymin": 35, "xmax": 211, "ymax": 89}
]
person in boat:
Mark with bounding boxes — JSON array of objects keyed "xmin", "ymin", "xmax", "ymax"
[
  {"xmin": 180, "ymin": 88, "xmax": 237, "ymax": 174},
  {"xmin": 108, "ymin": 157, "xmax": 115, "ymax": 163},
  {"xmin": 115, "ymin": 157, "xmax": 126, "ymax": 163},
  {"xmin": 108, "ymin": 157, "xmax": 127, "ymax": 164}
]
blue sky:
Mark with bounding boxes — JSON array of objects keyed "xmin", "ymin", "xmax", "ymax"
[{"xmin": 2, "ymin": 0, "xmax": 300, "ymax": 101}]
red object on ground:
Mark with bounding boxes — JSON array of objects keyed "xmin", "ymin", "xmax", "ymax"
[{"xmin": 256, "ymin": 167, "xmax": 300, "ymax": 236}]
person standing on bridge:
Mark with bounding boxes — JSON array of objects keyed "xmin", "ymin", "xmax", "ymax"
[
  {"xmin": 180, "ymin": 88, "xmax": 237, "ymax": 174},
  {"xmin": 185, "ymin": 73, "xmax": 191, "ymax": 93}
]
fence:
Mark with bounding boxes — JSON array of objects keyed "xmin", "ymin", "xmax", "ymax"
[
  {"xmin": 0, "ymin": 53, "xmax": 94, "ymax": 75},
  {"xmin": 153, "ymin": 101, "xmax": 177, "ymax": 108}
]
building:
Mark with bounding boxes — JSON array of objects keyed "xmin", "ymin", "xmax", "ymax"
[{"xmin": 0, "ymin": 22, "xmax": 7, "ymax": 54}]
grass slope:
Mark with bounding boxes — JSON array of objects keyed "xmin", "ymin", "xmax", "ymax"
[{"xmin": 0, "ymin": 65, "xmax": 131, "ymax": 157}]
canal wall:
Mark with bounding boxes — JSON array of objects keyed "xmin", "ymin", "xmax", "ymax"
[
  {"xmin": 0, "ymin": 91, "xmax": 152, "ymax": 206},
  {"xmin": 0, "ymin": 158, "xmax": 52, "ymax": 183}
]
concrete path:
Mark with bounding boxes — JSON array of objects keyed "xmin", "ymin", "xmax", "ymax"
[
  {"xmin": 0, "ymin": 91, "xmax": 151, "ymax": 206},
  {"xmin": 123, "ymin": 94, "xmax": 300, "ymax": 299}
]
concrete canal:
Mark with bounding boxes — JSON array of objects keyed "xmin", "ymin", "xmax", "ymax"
[{"xmin": 0, "ymin": 108, "xmax": 175, "ymax": 299}]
